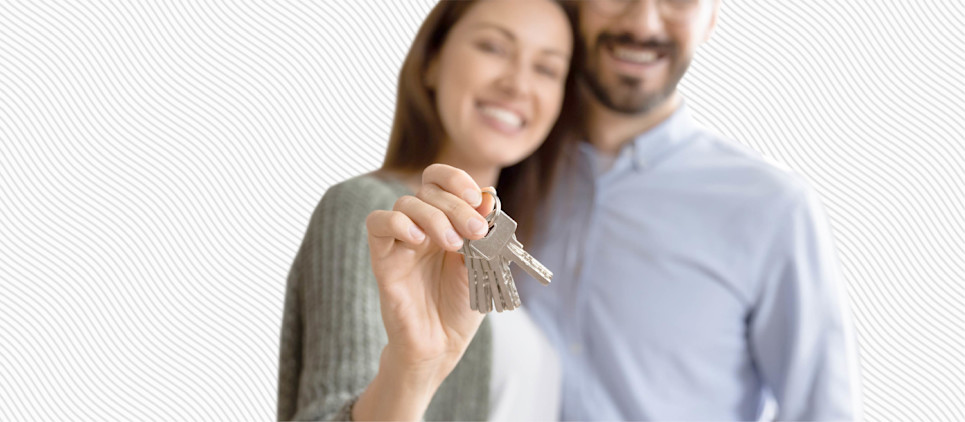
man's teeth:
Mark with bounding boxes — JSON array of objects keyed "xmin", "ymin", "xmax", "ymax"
[
  {"xmin": 480, "ymin": 106, "xmax": 523, "ymax": 129},
  {"xmin": 614, "ymin": 47, "xmax": 658, "ymax": 64}
]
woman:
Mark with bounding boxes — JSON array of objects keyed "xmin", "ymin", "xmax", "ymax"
[{"xmin": 277, "ymin": 0, "xmax": 578, "ymax": 420}]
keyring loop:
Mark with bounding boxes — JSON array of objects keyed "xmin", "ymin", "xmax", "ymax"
[{"xmin": 481, "ymin": 187, "xmax": 500, "ymax": 225}]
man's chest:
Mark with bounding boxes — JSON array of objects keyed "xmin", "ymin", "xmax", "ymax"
[{"xmin": 523, "ymin": 182, "xmax": 763, "ymax": 351}]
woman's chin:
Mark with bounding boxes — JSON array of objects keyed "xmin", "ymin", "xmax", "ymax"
[
  {"xmin": 485, "ymin": 150, "xmax": 532, "ymax": 170},
  {"xmin": 449, "ymin": 142, "xmax": 539, "ymax": 171},
  {"xmin": 475, "ymin": 142, "xmax": 542, "ymax": 168}
]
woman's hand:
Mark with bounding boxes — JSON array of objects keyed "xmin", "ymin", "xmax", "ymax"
[{"xmin": 355, "ymin": 164, "xmax": 495, "ymax": 420}]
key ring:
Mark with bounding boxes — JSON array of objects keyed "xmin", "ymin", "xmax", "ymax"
[{"xmin": 481, "ymin": 187, "xmax": 500, "ymax": 226}]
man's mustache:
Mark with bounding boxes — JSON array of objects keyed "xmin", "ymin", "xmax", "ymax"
[{"xmin": 597, "ymin": 32, "xmax": 675, "ymax": 52}]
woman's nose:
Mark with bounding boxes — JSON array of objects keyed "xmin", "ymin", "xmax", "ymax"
[{"xmin": 495, "ymin": 58, "xmax": 529, "ymax": 98}]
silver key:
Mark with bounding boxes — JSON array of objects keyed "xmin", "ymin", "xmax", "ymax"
[
  {"xmin": 468, "ymin": 247, "xmax": 496, "ymax": 313},
  {"xmin": 495, "ymin": 256, "xmax": 522, "ymax": 309},
  {"xmin": 483, "ymin": 258, "xmax": 505, "ymax": 312},
  {"xmin": 466, "ymin": 209, "xmax": 516, "ymax": 261},
  {"xmin": 461, "ymin": 189, "xmax": 552, "ymax": 313},
  {"xmin": 471, "ymin": 210, "xmax": 553, "ymax": 286},
  {"xmin": 462, "ymin": 245, "xmax": 494, "ymax": 312},
  {"xmin": 479, "ymin": 257, "xmax": 494, "ymax": 312},
  {"xmin": 461, "ymin": 244, "xmax": 480, "ymax": 311},
  {"xmin": 503, "ymin": 237, "xmax": 552, "ymax": 286},
  {"xmin": 489, "ymin": 256, "xmax": 520, "ymax": 311}
]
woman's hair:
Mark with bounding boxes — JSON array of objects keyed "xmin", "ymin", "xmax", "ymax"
[{"xmin": 381, "ymin": 0, "xmax": 581, "ymax": 243}]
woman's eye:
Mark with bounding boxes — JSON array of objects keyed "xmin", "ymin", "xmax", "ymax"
[
  {"xmin": 536, "ymin": 64, "xmax": 560, "ymax": 79},
  {"xmin": 476, "ymin": 40, "xmax": 507, "ymax": 56}
]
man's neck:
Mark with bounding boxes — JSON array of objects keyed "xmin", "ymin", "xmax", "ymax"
[{"xmin": 585, "ymin": 90, "xmax": 682, "ymax": 156}]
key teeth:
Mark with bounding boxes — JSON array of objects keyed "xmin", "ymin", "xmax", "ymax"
[
  {"xmin": 504, "ymin": 242, "xmax": 552, "ymax": 286},
  {"xmin": 468, "ymin": 258, "xmax": 477, "ymax": 311},
  {"xmin": 501, "ymin": 258, "xmax": 521, "ymax": 310},
  {"xmin": 483, "ymin": 259, "xmax": 502, "ymax": 313},
  {"xmin": 464, "ymin": 211, "xmax": 552, "ymax": 313}
]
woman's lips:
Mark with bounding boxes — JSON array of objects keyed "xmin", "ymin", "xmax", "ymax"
[{"xmin": 477, "ymin": 102, "xmax": 526, "ymax": 135}]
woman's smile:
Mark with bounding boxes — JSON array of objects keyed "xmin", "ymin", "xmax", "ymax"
[{"xmin": 476, "ymin": 100, "xmax": 527, "ymax": 135}]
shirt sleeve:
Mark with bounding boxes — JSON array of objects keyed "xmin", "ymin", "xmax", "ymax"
[
  {"xmin": 276, "ymin": 179, "xmax": 396, "ymax": 421},
  {"xmin": 748, "ymin": 182, "xmax": 861, "ymax": 421}
]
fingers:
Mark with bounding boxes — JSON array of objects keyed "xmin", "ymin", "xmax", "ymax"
[
  {"xmin": 393, "ymin": 195, "xmax": 467, "ymax": 251},
  {"xmin": 366, "ymin": 210, "xmax": 426, "ymax": 256},
  {"xmin": 418, "ymin": 184, "xmax": 489, "ymax": 241},
  {"xmin": 476, "ymin": 188, "xmax": 496, "ymax": 218},
  {"xmin": 375, "ymin": 164, "xmax": 497, "ymax": 256},
  {"xmin": 421, "ymin": 164, "xmax": 498, "ymax": 241},
  {"xmin": 422, "ymin": 164, "xmax": 483, "ymax": 207}
]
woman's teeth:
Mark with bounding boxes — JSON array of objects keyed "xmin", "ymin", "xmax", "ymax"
[
  {"xmin": 480, "ymin": 105, "xmax": 523, "ymax": 129},
  {"xmin": 613, "ymin": 47, "xmax": 659, "ymax": 64}
]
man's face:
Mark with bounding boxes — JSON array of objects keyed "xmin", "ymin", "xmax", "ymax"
[{"xmin": 578, "ymin": 0, "xmax": 719, "ymax": 115}]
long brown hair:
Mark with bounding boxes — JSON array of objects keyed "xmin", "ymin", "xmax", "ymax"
[{"xmin": 381, "ymin": 0, "xmax": 581, "ymax": 243}]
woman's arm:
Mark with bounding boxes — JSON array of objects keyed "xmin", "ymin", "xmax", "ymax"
[
  {"xmin": 277, "ymin": 178, "xmax": 402, "ymax": 420},
  {"xmin": 278, "ymin": 169, "xmax": 492, "ymax": 421},
  {"xmin": 276, "ymin": 243, "xmax": 305, "ymax": 421},
  {"xmin": 352, "ymin": 167, "xmax": 493, "ymax": 420}
]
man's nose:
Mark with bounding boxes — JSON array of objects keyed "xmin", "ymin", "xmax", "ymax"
[{"xmin": 621, "ymin": 0, "xmax": 667, "ymax": 38}]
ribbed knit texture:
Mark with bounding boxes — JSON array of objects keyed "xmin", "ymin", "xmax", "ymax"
[{"xmin": 277, "ymin": 174, "xmax": 492, "ymax": 421}]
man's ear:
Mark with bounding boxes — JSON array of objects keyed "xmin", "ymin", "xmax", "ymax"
[
  {"xmin": 424, "ymin": 56, "xmax": 440, "ymax": 90},
  {"xmin": 702, "ymin": 0, "xmax": 721, "ymax": 43}
]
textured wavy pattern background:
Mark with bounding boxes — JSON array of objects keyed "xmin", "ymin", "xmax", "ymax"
[{"xmin": 2, "ymin": 1, "xmax": 963, "ymax": 420}]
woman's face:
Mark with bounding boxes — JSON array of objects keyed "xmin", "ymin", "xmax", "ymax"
[{"xmin": 428, "ymin": 0, "xmax": 572, "ymax": 169}]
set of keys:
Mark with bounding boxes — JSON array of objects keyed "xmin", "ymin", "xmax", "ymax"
[{"xmin": 459, "ymin": 188, "xmax": 552, "ymax": 313}]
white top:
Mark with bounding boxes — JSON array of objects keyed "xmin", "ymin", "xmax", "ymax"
[{"xmin": 487, "ymin": 306, "xmax": 561, "ymax": 421}]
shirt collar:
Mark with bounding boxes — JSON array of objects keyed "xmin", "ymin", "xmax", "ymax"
[
  {"xmin": 578, "ymin": 101, "xmax": 698, "ymax": 173},
  {"xmin": 629, "ymin": 101, "xmax": 698, "ymax": 170}
]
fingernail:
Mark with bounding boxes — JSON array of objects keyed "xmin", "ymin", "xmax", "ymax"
[
  {"xmin": 445, "ymin": 229, "xmax": 463, "ymax": 248},
  {"xmin": 463, "ymin": 189, "xmax": 482, "ymax": 207},
  {"xmin": 409, "ymin": 225, "xmax": 425, "ymax": 243},
  {"xmin": 468, "ymin": 218, "xmax": 487, "ymax": 236}
]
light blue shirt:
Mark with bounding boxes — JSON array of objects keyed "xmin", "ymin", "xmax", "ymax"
[{"xmin": 517, "ymin": 104, "xmax": 858, "ymax": 421}]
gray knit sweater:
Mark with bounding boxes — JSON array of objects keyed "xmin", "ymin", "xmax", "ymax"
[{"xmin": 277, "ymin": 174, "xmax": 492, "ymax": 421}]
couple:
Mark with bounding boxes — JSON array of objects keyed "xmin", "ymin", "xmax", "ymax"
[{"xmin": 278, "ymin": 0, "xmax": 858, "ymax": 420}]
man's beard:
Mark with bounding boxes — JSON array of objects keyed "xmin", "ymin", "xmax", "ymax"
[{"xmin": 583, "ymin": 32, "xmax": 691, "ymax": 115}]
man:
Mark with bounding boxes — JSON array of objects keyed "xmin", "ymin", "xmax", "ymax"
[{"xmin": 422, "ymin": 0, "xmax": 858, "ymax": 419}]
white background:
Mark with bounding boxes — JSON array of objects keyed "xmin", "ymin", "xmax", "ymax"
[{"xmin": 2, "ymin": 1, "xmax": 963, "ymax": 420}]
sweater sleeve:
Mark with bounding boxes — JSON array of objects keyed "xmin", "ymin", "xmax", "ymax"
[
  {"xmin": 276, "ymin": 177, "xmax": 400, "ymax": 421},
  {"xmin": 277, "ymin": 233, "xmax": 306, "ymax": 420}
]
